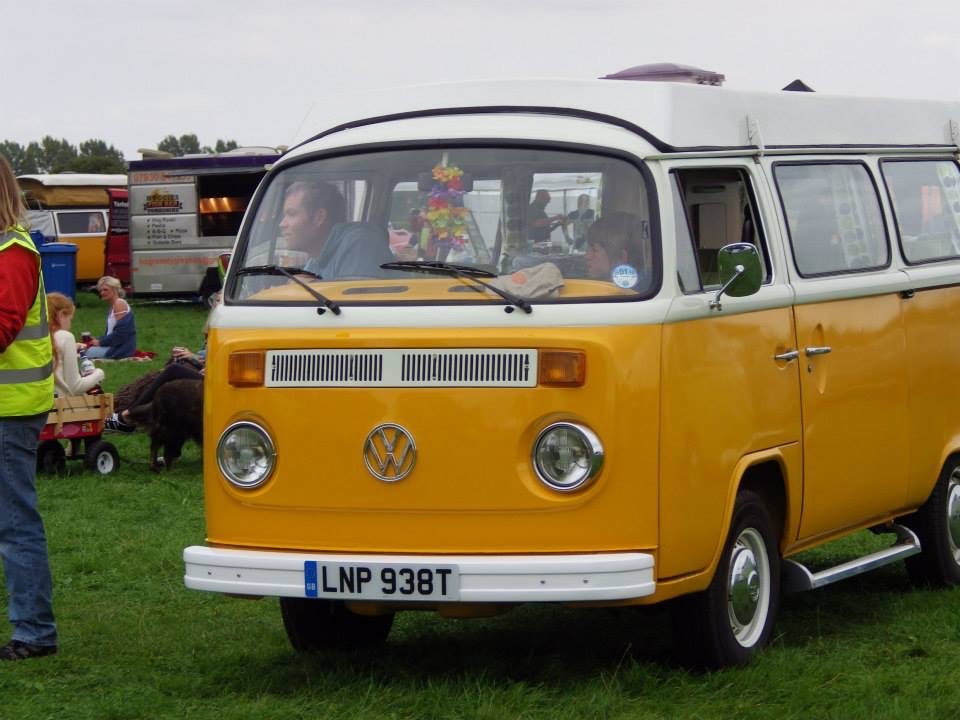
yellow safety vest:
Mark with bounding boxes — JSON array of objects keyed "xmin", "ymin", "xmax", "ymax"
[{"xmin": 0, "ymin": 227, "xmax": 54, "ymax": 417}]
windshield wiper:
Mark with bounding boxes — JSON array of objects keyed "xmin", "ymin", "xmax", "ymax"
[
  {"xmin": 381, "ymin": 260, "xmax": 532, "ymax": 314},
  {"xmin": 236, "ymin": 265, "xmax": 341, "ymax": 315}
]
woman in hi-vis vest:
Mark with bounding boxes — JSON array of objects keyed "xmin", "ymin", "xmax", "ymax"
[{"xmin": 0, "ymin": 155, "xmax": 58, "ymax": 661}]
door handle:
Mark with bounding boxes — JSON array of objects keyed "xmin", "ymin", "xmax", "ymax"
[
  {"xmin": 774, "ymin": 350, "xmax": 800, "ymax": 362},
  {"xmin": 804, "ymin": 346, "xmax": 832, "ymax": 357}
]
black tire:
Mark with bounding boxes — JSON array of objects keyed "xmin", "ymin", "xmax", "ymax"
[
  {"xmin": 903, "ymin": 459, "xmax": 960, "ymax": 587},
  {"xmin": 84, "ymin": 440, "xmax": 120, "ymax": 475},
  {"xmin": 671, "ymin": 489, "xmax": 781, "ymax": 668},
  {"xmin": 36, "ymin": 440, "xmax": 66, "ymax": 476},
  {"xmin": 280, "ymin": 598, "xmax": 394, "ymax": 651}
]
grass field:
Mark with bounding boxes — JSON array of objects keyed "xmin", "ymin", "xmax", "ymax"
[{"xmin": 1, "ymin": 296, "xmax": 959, "ymax": 719}]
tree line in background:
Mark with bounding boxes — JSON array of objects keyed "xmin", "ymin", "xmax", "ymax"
[{"xmin": 0, "ymin": 134, "xmax": 239, "ymax": 175}]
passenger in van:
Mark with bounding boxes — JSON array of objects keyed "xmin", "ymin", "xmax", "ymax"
[
  {"xmin": 584, "ymin": 211, "xmax": 650, "ymax": 289},
  {"xmin": 86, "ymin": 213, "xmax": 105, "ymax": 233},
  {"xmin": 280, "ymin": 181, "xmax": 393, "ymax": 279}
]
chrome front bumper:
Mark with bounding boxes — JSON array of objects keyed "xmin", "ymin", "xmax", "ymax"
[{"xmin": 183, "ymin": 546, "xmax": 656, "ymax": 602}]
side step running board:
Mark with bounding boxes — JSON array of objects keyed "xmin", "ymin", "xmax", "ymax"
[{"xmin": 781, "ymin": 523, "xmax": 921, "ymax": 594}]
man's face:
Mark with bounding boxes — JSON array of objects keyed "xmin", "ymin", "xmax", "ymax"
[{"xmin": 280, "ymin": 190, "xmax": 325, "ymax": 253}]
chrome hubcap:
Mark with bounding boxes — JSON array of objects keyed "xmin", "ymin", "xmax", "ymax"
[
  {"xmin": 727, "ymin": 527, "xmax": 770, "ymax": 647},
  {"xmin": 97, "ymin": 452, "xmax": 115, "ymax": 474},
  {"xmin": 947, "ymin": 470, "xmax": 960, "ymax": 562}
]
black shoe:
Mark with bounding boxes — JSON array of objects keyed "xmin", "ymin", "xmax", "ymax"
[
  {"xmin": 0, "ymin": 640, "xmax": 58, "ymax": 661},
  {"xmin": 104, "ymin": 415, "xmax": 135, "ymax": 433}
]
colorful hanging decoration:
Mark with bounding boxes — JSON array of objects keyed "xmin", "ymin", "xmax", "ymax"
[{"xmin": 421, "ymin": 164, "xmax": 469, "ymax": 259}]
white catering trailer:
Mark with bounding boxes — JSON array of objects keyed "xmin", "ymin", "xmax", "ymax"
[{"xmin": 127, "ymin": 147, "xmax": 281, "ymax": 298}]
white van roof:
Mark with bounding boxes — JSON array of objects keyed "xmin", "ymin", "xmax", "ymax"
[
  {"xmin": 297, "ymin": 79, "xmax": 960, "ymax": 152},
  {"xmin": 17, "ymin": 173, "xmax": 127, "ymax": 187}
]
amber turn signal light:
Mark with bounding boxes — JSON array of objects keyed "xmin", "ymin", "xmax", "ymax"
[
  {"xmin": 229, "ymin": 351, "xmax": 265, "ymax": 387},
  {"xmin": 538, "ymin": 350, "xmax": 586, "ymax": 387}
]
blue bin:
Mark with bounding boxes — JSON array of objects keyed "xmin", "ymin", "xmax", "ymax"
[
  {"xmin": 29, "ymin": 230, "xmax": 48, "ymax": 247},
  {"xmin": 39, "ymin": 242, "xmax": 78, "ymax": 301}
]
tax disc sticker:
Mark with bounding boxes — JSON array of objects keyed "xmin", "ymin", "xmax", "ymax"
[{"xmin": 611, "ymin": 264, "xmax": 639, "ymax": 289}]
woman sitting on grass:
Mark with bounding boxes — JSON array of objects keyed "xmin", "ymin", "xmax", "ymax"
[
  {"xmin": 83, "ymin": 276, "xmax": 137, "ymax": 359},
  {"xmin": 47, "ymin": 292, "xmax": 105, "ymax": 396}
]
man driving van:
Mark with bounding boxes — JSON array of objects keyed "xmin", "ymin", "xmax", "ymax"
[{"xmin": 280, "ymin": 180, "xmax": 393, "ymax": 279}]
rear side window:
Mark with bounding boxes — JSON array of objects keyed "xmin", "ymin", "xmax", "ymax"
[
  {"xmin": 775, "ymin": 163, "xmax": 889, "ymax": 277},
  {"xmin": 881, "ymin": 159, "xmax": 960, "ymax": 264}
]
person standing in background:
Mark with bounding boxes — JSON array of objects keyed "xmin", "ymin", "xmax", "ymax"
[
  {"xmin": 0, "ymin": 155, "xmax": 58, "ymax": 661},
  {"xmin": 527, "ymin": 189, "xmax": 566, "ymax": 246},
  {"xmin": 566, "ymin": 194, "xmax": 596, "ymax": 250}
]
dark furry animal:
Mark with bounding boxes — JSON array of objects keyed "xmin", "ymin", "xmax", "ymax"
[
  {"xmin": 114, "ymin": 353, "xmax": 202, "ymax": 413},
  {"xmin": 114, "ymin": 369, "xmax": 162, "ymax": 413},
  {"xmin": 126, "ymin": 378, "xmax": 203, "ymax": 471}
]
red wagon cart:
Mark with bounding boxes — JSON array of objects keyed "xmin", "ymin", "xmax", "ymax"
[{"xmin": 37, "ymin": 394, "xmax": 120, "ymax": 476}]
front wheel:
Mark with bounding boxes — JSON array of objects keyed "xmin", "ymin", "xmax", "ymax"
[
  {"xmin": 280, "ymin": 598, "xmax": 394, "ymax": 651},
  {"xmin": 671, "ymin": 489, "xmax": 781, "ymax": 668},
  {"xmin": 903, "ymin": 459, "xmax": 960, "ymax": 587},
  {"xmin": 85, "ymin": 440, "xmax": 120, "ymax": 475}
]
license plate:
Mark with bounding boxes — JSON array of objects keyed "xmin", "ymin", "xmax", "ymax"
[{"xmin": 304, "ymin": 561, "xmax": 460, "ymax": 600}]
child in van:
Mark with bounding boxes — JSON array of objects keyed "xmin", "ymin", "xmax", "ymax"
[
  {"xmin": 584, "ymin": 211, "xmax": 652, "ymax": 290},
  {"xmin": 47, "ymin": 292, "xmax": 105, "ymax": 397}
]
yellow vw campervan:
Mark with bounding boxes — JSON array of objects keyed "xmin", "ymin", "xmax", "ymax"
[
  {"xmin": 184, "ymin": 69, "xmax": 960, "ymax": 667},
  {"xmin": 19, "ymin": 173, "xmax": 127, "ymax": 283}
]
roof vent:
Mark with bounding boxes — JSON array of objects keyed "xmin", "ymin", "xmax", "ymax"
[
  {"xmin": 782, "ymin": 79, "xmax": 815, "ymax": 92},
  {"xmin": 602, "ymin": 62, "xmax": 725, "ymax": 86}
]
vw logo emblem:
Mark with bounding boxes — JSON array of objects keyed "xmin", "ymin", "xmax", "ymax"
[{"xmin": 363, "ymin": 424, "xmax": 416, "ymax": 482}]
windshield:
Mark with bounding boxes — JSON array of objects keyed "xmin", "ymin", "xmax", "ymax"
[{"xmin": 231, "ymin": 146, "xmax": 658, "ymax": 304}]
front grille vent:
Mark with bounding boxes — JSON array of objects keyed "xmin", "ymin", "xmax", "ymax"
[
  {"xmin": 270, "ymin": 351, "xmax": 383, "ymax": 385},
  {"xmin": 266, "ymin": 349, "xmax": 537, "ymax": 387}
]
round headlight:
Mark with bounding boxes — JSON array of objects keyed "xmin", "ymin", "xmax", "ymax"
[
  {"xmin": 532, "ymin": 422, "xmax": 603, "ymax": 492},
  {"xmin": 217, "ymin": 421, "xmax": 276, "ymax": 489}
]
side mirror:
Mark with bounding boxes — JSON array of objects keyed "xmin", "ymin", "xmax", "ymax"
[
  {"xmin": 217, "ymin": 252, "xmax": 231, "ymax": 282},
  {"xmin": 710, "ymin": 243, "xmax": 762, "ymax": 310}
]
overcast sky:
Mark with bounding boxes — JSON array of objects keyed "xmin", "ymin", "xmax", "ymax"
[{"xmin": 5, "ymin": 0, "xmax": 959, "ymax": 160}]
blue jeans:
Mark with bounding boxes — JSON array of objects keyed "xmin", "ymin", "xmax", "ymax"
[
  {"xmin": 0, "ymin": 412, "xmax": 57, "ymax": 647},
  {"xmin": 84, "ymin": 345, "xmax": 109, "ymax": 359}
]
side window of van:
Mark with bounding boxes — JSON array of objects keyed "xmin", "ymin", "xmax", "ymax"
[
  {"xmin": 56, "ymin": 210, "xmax": 106, "ymax": 235},
  {"xmin": 775, "ymin": 163, "xmax": 889, "ymax": 276},
  {"xmin": 672, "ymin": 183, "xmax": 700, "ymax": 292},
  {"xmin": 880, "ymin": 159, "xmax": 960, "ymax": 263},
  {"xmin": 672, "ymin": 168, "xmax": 768, "ymax": 292}
]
